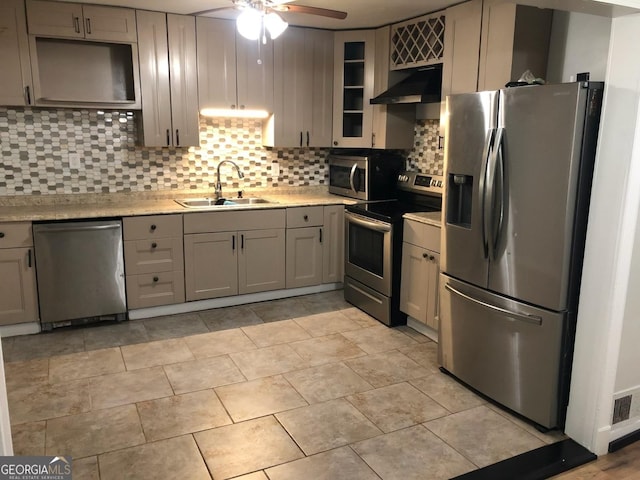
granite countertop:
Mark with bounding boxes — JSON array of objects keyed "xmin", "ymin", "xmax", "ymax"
[
  {"xmin": 403, "ymin": 211, "xmax": 442, "ymax": 228},
  {"xmin": 0, "ymin": 187, "xmax": 358, "ymax": 222}
]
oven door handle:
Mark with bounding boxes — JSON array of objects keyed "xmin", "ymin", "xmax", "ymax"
[
  {"xmin": 349, "ymin": 163, "xmax": 358, "ymax": 194},
  {"xmin": 345, "ymin": 211, "xmax": 392, "ymax": 233}
]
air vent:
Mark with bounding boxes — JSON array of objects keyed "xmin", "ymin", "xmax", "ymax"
[{"xmin": 613, "ymin": 395, "xmax": 632, "ymax": 424}]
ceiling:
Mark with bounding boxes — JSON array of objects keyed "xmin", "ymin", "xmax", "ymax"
[{"xmin": 52, "ymin": 0, "xmax": 640, "ymax": 29}]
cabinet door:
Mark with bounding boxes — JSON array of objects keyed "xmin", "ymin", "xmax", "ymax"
[
  {"xmin": 305, "ymin": 29, "xmax": 333, "ymax": 147},
  {"xmin": 82, "ymin": 5, "xmax": 137, "ymax": 43},
  {"xmin": 197, "ymin": 17, "xmax": 237, "ymax": 111},
  {"xmin": 26, "ymin": 0, "xmax": 84, "ymax": 38},
  {"xmin": 286, "ymin": 227, "xmax": 323, "ymax": 289},
  {"xmin": 333, "ymin": 30, "xmax": 376, "ymax": 148},
  {"xmin": 0, "ymin": 0, "xmax": 33, "ymax": 106},
  {"xmin": 0, "ymin": 248, "xmax": 38, "ymax": 325},
  {"xmin": 168, "ymin": 14, "xmax": 200, "ymax": 147},
  {"xmin": 426, "ymin": 252, "xmax": 440, "ymax": 330},
  {"xmin": 400, "ymin": 243, "xmax": 429, "ymax": 323},
  {"xmin": 236, "ymin": 35, "xmax": 274, "ymax": 112},
  {"xmin": 184, "ymin": 232, "xmax": 238, "ymax": 301},
  {"xmin": 442, "ymin": 0, "xmax": 482, "ymax": 97},
  {"xmin": 322, "ymin": 205, "xmax": 344, "ymax": 284},
  {"xmin": 271, "ymin": 26, "xmax": 307, "ymax": 147},
  {"xmin": 136, "ymin": 10, "xmax": 172, "ymax": 147},
  {"xmin": 238, "ymin": 229, "xmax": 285, "ymax": 294}
]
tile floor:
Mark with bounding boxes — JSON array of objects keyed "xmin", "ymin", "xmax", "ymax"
[{"xmin": 2, "ymin": 290, "xmax": 565, "ymax": 479}]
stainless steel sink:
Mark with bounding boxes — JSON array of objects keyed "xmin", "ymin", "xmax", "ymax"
[{"xmin": 175, "ymin": 197, "xmax": 273, "ymax": 208}]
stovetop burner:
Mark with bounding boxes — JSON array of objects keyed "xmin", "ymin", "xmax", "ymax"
[{"xmin": 345, "ymin": 200, "xmax": 439, "ymax": 223}]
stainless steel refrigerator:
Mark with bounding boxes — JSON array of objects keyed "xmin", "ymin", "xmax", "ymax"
[{"xmin": 438, "ymin": 82, "xmax": 603, "ymax": 429}]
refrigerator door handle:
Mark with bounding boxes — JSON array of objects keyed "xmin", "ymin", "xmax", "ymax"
[
  {"xmin": 445, "ymin": 283, "xmax": 543, "ymax": 326},
  {"xmin": 481, "ymin": 128, "xmax": 496, "ymax": 259},
  {"xmin": 491, "ymin": 127, "xmax": 506, "ymax": 258}
]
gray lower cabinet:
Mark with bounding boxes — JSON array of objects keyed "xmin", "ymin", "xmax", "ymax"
[
  {"xmin": 400, "ymin": 219, "xmax": 441, "ymax": 330},
  {"xmin": 184, "ymin": 210, "xmax": 287, "ymax": 301},
  {"xmin": 0, "ymin": 222, "xmax": 39, "ymax": 326},
  {"xmin": 123, "ymin": 214, "xmax": 185, "ymax": 309},
  {"xmin": 285, "ymin": 205, "xmax": 344, "ymax": 288},
  {"xmin": 0, "ymin": 0, "xmax": 33, "ymax": 107}
]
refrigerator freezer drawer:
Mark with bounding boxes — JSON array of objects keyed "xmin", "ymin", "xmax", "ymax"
[{"xmin": 438, "ymin": 274, "xmax": 565, "ymax": 428}]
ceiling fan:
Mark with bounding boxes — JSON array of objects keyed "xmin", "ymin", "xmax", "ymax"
[{"xmin": 193, "ymin": 0, "xmax": 348, "ymax": 21}]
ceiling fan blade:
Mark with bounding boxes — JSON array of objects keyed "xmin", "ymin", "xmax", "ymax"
[
  {"xmin": 276, "ymin": 4, "xmax": 347, "ymax": 19},
  {"xmin": 191, "ymin": 6, "xmax": 237, "ymax": 16}
]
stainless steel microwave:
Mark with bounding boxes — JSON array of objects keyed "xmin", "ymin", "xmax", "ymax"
[{"xmin": 327, "ymin": 153, "xmax": 404, "ymax": 200}]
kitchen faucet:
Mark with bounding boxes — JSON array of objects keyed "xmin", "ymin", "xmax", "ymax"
[{"xmin": 215, "ymin": 160, "xmax": 244, "ymax": 200}]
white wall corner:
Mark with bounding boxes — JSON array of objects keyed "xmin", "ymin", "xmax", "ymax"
[{"xmin": 565, "ymin": 12, "xmax": 640, "ymax": 455}]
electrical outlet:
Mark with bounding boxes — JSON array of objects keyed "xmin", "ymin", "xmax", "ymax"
[
  {"xmin": 68, "ymin": 153, "xmax": 81, "ymax": 169},
  {"xmin": 271, "ymin": 160, "xmax": 280, "ymax": 178}
]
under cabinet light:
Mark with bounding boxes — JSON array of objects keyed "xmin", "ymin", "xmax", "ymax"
[{"xmin": 200, "ymin": 108, "xmax": 270, "ymax": 119}]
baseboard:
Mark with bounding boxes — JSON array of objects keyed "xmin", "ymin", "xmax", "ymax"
[
  {"xmin": 0, "ymin": 322, "xmax": 41, "ymax": 338},
  {"xmin": 129, "ymin": 283, "xmax": 342, "ymax": 320},
  {"xmin": 451, "ymin": 439, "xmax": 596, "ymax": 480},
  {"xmin": 609, "ymin": 428, "xmax": 640, "ymax": 453},
  {"xmin": 406, "ymin": 317, "xmax": 438, "ymax": 342}
]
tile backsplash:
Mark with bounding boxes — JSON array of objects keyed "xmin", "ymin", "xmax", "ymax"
[{"xmin": 0, "ymin": 108, "xmax": 442, "ymax": 196}]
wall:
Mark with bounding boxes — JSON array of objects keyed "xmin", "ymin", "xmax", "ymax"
[
  {"xmin": 0, "ymin": 108, "xmax": 440, "ymax": 196},
  {"xmin": 565, "ymin": 12, "xmax": 640, "ymax": 455},
  {"xmin": 546, "ymin": 11, "xmax": 611, "ymax": 83}
]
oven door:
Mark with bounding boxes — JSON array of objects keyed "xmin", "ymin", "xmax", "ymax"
[
  {"xmin": 344, "ymin": 211, "xmax": 392, "ymax": 296},
  {"xmin": 328, "ymin": 157, "xmax": 367, "ymax": 199}
]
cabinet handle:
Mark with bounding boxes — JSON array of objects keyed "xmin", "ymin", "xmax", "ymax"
[
  {"xmin": 86, "ymin": 18, "xmax": 92, "ymax": 34},
  {"xmin": 303, "ymin": 215, "xmax": 308, "ymax": 221},
  {"xmin": 240, "ymin": 105, "xmax": 245, "ymax": 110},
  {"xmin": 24, "ymin": 86, "xmax": 31, "ymax": 105},
  {"xmin": 423, "ymin": 252, "xmax": 429, "ymax": 259},
  {"xmin": 166, "ymin": 129, "xmax": 171, "ymax": 146},
  {"xmin": 372, "ymin": 133, "xmax": 376, "ymax": 147},
  {"xmin": 306, "ymin": 131, "xmax": 310, "ymax": 147},
  {"xmin": 319, "ymin": 228, "xmax": 323, "ymax": 243},
  {"xmin": 231, "ymin": 105, "xmax": 236, "ymax": 109},
  {"xmin": 150, "ymin": 224, "xmax": 157, "ymax": 231},
  {"xmin": 438, "ymin": 136, "xmax": 444, "ymax": 150},
  {"xmin": 241, "ymin": 234, "xmax": 244, "ymax": 250},
  {"xmin": 333, "ymin": 141, "xmax": 338, "ymax": 146},
  {"xmin": 299, "ymin": 131, "xmax": 303, "ymax": 147},
  {"xmin": 151, "ymin": 242, "xmax": 157, "ymax": 249},
  {"xmin": 175, "ymin": 129, "xmax": 180, "ymax": 146},
  {"xmin": 73, "ymin": 16, "xmax": 81, "ymax": 33},
  {"xmin": 0, "ymin": 232, "xmax": 4, "ymax": 238},
  {"xmin": 153, "ymin": 276, "xmax": 159, "ymax": 283},
  {"xmin": 232, "ymin": 235, "xmax": 235, "ymax": 251},
  {"xmin": 430, "ymin": 255, "xmax": 435, "ymax": 261},
  {"xmin": 27, "ymin": 249, "xmax": 32, "ymax": 268}
]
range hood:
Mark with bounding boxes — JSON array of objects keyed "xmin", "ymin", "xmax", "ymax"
[{"xmin": 370, "ymin": 65, "xmax": 442, "ymax": 105}]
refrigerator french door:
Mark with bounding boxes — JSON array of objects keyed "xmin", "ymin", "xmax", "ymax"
[{"xmin": 439, "ymin": 82, "xmax": 603, "ymax": 429}]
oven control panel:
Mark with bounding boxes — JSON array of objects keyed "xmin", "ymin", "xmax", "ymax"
[{"xmin": 397, "ymin": 172, "xmax": 444, "ymax": 195}]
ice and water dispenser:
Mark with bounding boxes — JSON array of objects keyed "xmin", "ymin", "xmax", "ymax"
[{"xmin": 447, "ymin": 174, "xmax": 473, "ymax": 228}]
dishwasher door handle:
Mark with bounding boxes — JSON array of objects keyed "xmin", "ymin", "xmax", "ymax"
[{"xmin": 36, "ymin": 224, "xmax": 122, "ymax": 234}]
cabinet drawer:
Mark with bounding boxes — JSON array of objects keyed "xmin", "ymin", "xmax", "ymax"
[
  {"xmin": 0, "ymin": 222, "xmax": 33, "ymax": 248},
  {"xmin": 403, "ymin": 219, "xmax": 440, "ymax": 252},
  {"xmin": 184, "ymin": 209, "xmax": 286, "ymax": 234},
  {"xmin": 123, "ymin": 214, "xmax": 183, "ymax": 240},
  {"xmin": 124, "ymin": 237, "xmax": 184, "ymax": 275},
  {"xmin": 286, "ymin": 206, "xmax": 324, "ymax": 228},
  {"xmin": 126, "ymin": 271, "xmax": 185, "ymax": 309}
]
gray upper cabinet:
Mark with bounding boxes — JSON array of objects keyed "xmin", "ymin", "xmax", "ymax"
[
  {"xmin": 478, "ymin": 0, "xmax": 552, "ymax": 91},
  {"xmin": 137, "ymin": 11, "xmax": 199, "ymax": 147},
  {"xmin": 0, "ymin": 0, "xmax": 33, "ymax": 106},
  {"xmin": 26, "ymin": 1, "xmax": 137, "ymax": 43},
  {"xmin": 197, "ymin": 17, "xmax": 274, "ymax": 113},
  {"xmin": 264, "ymin": 26, "xmax": 333, "ymax": 148}
]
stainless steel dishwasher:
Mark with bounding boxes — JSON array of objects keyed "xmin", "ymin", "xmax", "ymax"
[{"xmin": 33, "ymin": 220, "xmax": 127, "ymax": 329}]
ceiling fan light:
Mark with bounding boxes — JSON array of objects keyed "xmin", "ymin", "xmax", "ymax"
[
  {"xmin": 236, "ymin": 8, "xmax": 261, "ymax": 41},
  {"xmin": 264, "ymin": 12, "xmax": 288, "ymax": 39}
]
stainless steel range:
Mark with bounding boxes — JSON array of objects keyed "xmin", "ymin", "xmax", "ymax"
[{"xmin": 344, "ymin": 171, "xmax": 443, "ymax": 326}]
